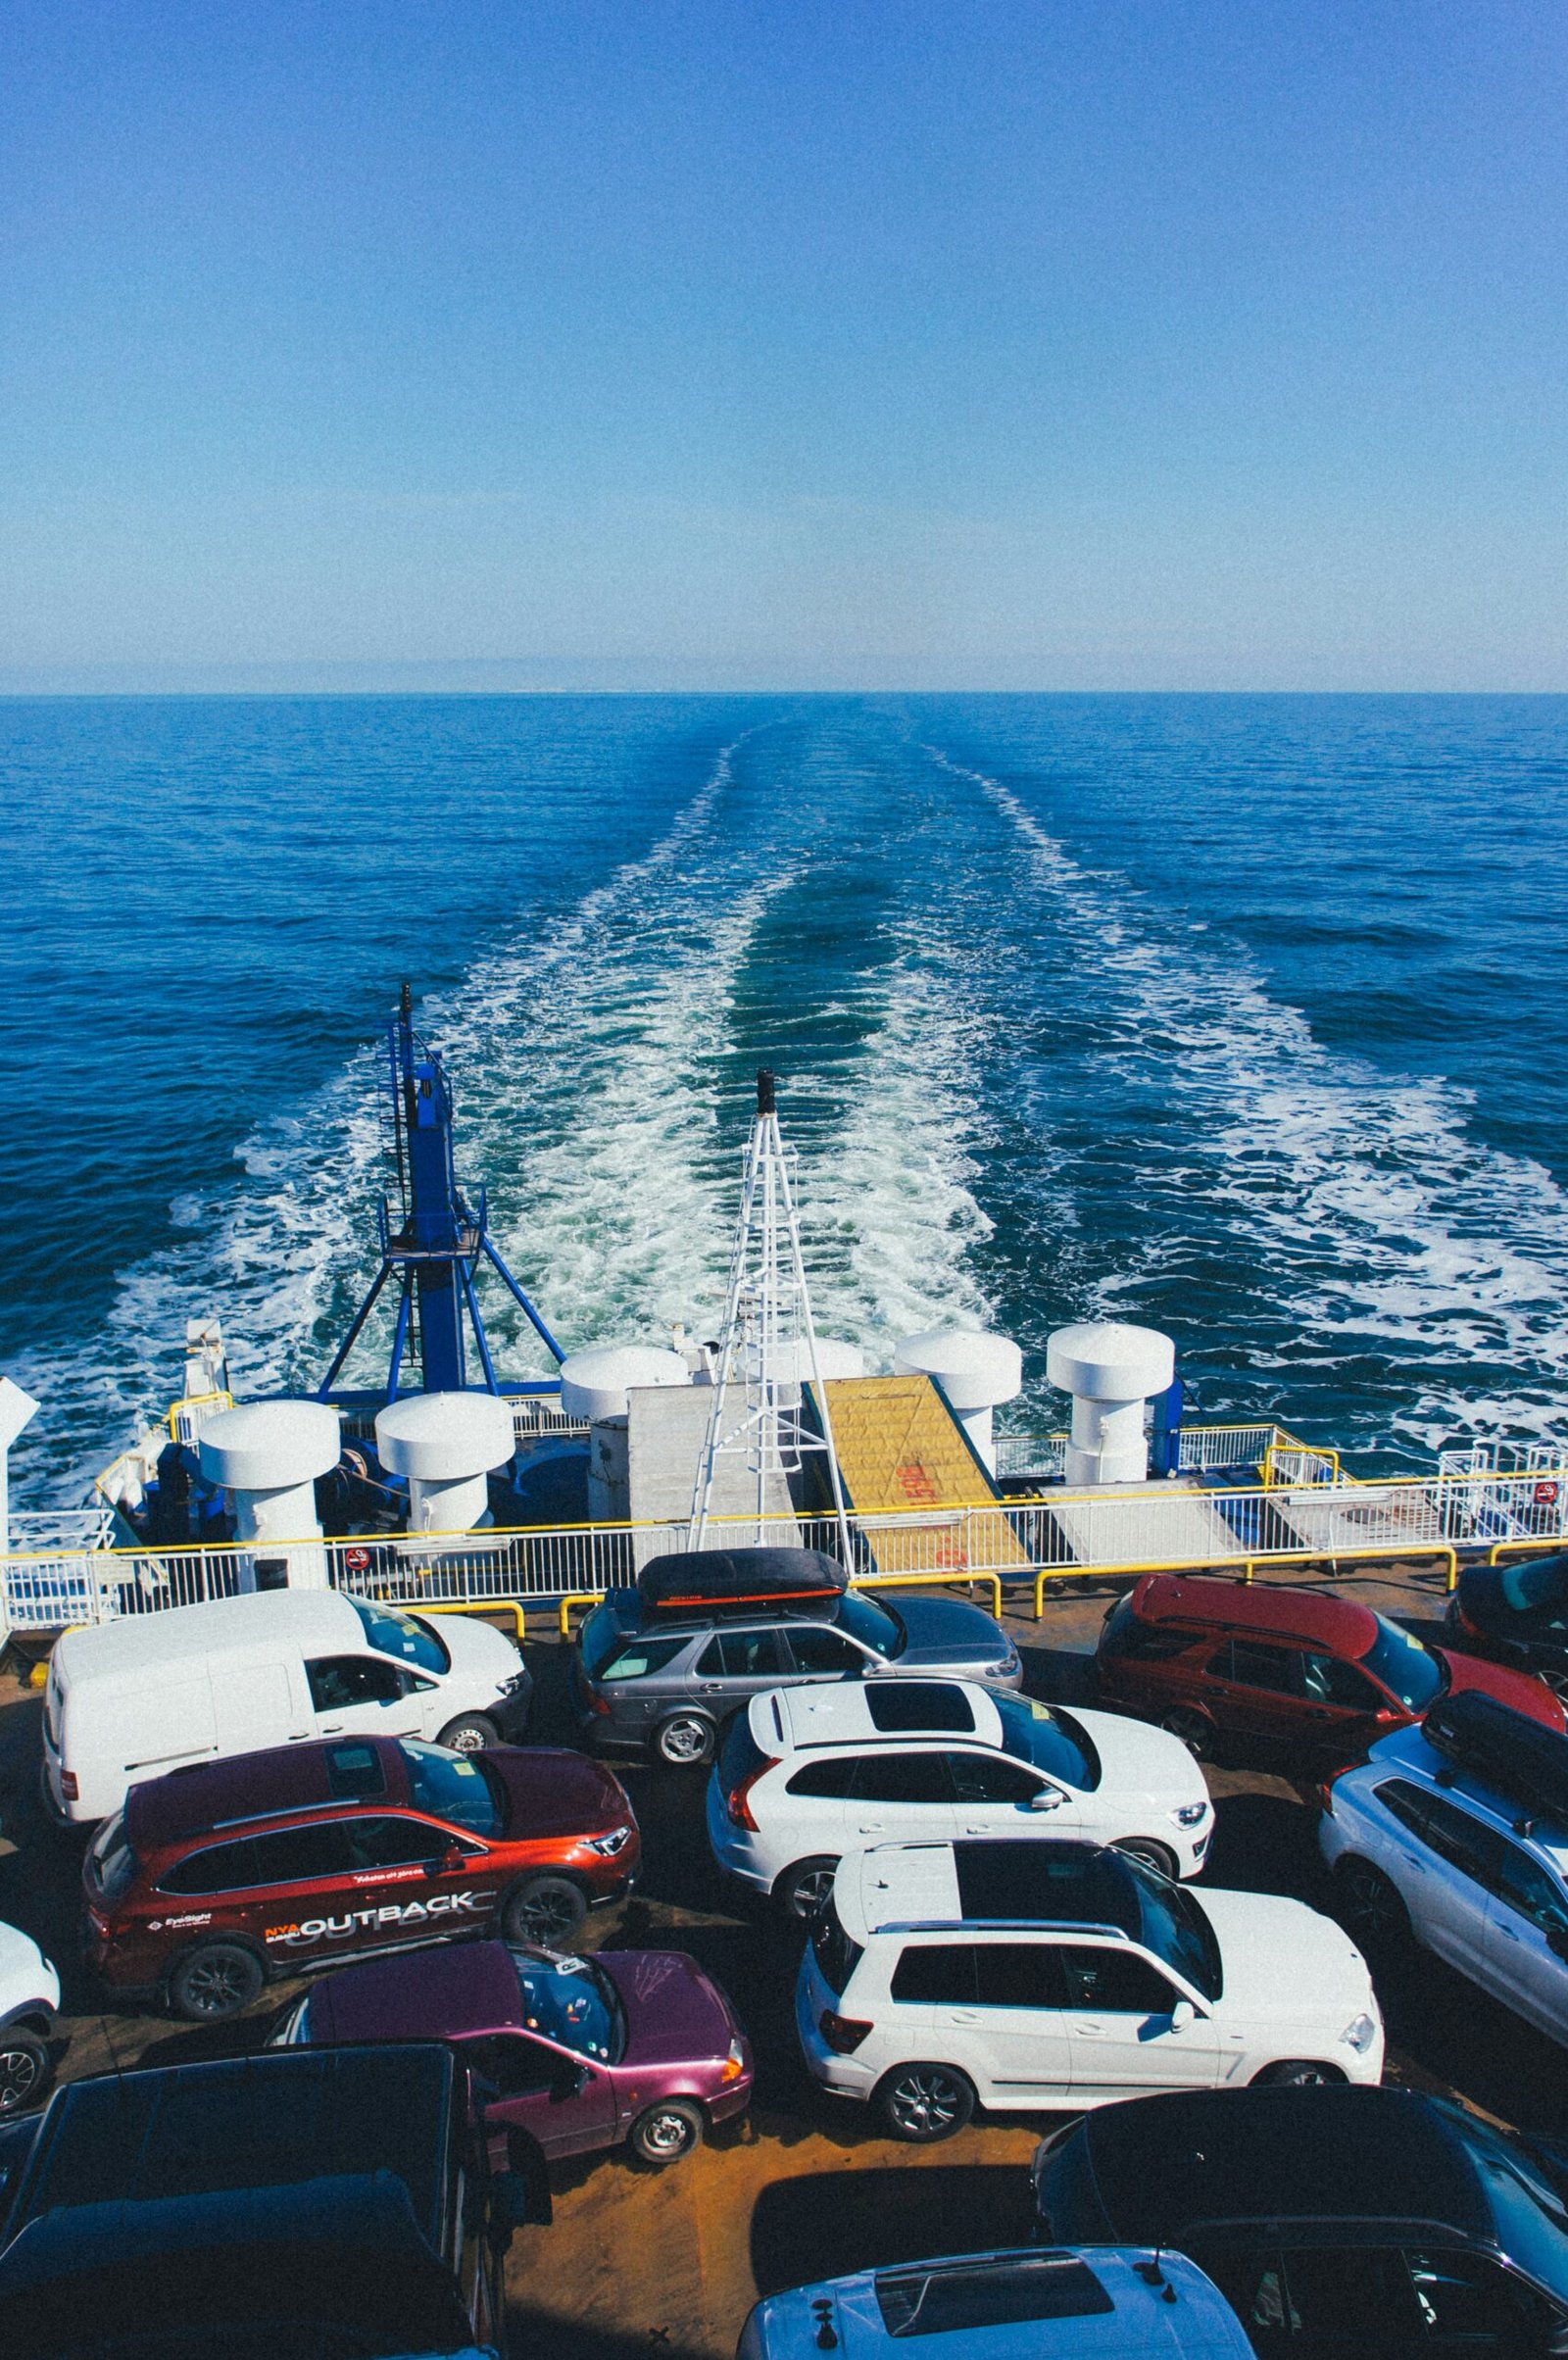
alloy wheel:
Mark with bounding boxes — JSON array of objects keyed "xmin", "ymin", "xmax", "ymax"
[
  {"xmin": 0, "ymin": 2043, "xmax": 42, "ymax": 2112},
  {"xmin": 887, "ymin": 2068, "xmax": 964, "ymax": 2139},
  {"xmin": 657, "ymin": 1716, "xmax": 713, "ymax": 1766}
]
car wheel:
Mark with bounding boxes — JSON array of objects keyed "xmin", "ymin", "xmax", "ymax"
[
  {"xmin": 1112, "ymin": 1839, "xmax": 1179, "ymax": 1881},
  {"xmin": 168, "ymin": 1942, "xmax": 265, "ymax": 2023},
  {"xmin": 501, "ymin": 1875, "xmax": 588, "ymax": 1948},
  {"xmin": 875, "ymin": 2063, "xmax": 976, "ymax": 2144},
  {"xmin": 773, "ymin": 1857, "xmax": 839, "ymax": 1922},
  {"xmin": 435, "ymin": 1712, "xmax": 500, "ymax": 1754},
  {"xmin": 1252, "ymin": 2059, "xmax": 1346, "ymax": 2088},
  {"xmin": 1158, "ymin": 1706, "xmax": 1215, "ymax": 1760},
  {"xmin": 653, "ymin": 1712, "xmax": 716, "ymax": 1768},
  {"xmin": 628, "ymin": 2097, "xmax": 705, "ymax": 2165},
  {"xmin": 1332, "ymin": 1855, "xmax": 1411, "ymax": 1949},
  {"xmin": 0, "ymin": 2030, "xmax": 52, "ymax": 2115}
]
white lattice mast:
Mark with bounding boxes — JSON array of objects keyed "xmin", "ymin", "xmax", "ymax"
[{"xmin": 689, "ymin": 1069, "xmax": 855, "ymax": 1564}]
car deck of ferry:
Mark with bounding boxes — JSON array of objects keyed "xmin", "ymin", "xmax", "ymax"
[{"xmin": 3, "ymin": 1553, "xmax": 1564, "ymax": 2360}]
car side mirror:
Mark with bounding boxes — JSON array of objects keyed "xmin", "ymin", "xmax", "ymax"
[
  {"xmin": 1029, "ymin": 1785, "xmax": 1066, "ymax": 1811},
  {"xmin": 552, "ymin": 2061, "xmax": 592, "ymax": 2100},
  {"xmin": 1548, "ymin": 1925, "xmax": 1568, "ymax": 1962},
  {"xmin": 1168, "ymin": 1999, "xmax": 1197, "ymax": 2032}
]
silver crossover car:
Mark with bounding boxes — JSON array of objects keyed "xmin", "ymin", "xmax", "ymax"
[{"xmin": 570, "ymin": 1549, "xmax": 1023, "ymax": 1767}]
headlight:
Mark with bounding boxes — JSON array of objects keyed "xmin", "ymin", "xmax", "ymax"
[
  {"xmin": 586, "ymin": 1825, "xmax": 633, "ymax": 1857},
  {"xmin": 1341, "ymin": 2011, "xmax": 1378, "ymax": 2055},
  {"xmin": 1170, "ymin": 1801, "xmax": 1210, "ymax": 1828},
  {"xmin": 501, "ymin": 1669, "xmax": 532, "ymax": 1696}
]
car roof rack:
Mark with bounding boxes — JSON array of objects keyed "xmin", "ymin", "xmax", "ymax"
[{"xmin": 1422, "ymin": 1691, "xmax": 1568, "ymax": 1834}]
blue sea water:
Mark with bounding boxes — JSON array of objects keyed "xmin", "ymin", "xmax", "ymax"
[{"xmin": 4, "ymin": 693, "xmax": 1568, "ymax": 1503}]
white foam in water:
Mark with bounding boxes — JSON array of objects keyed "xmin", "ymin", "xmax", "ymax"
[
  {"xmin": 940, "ymin": 747, "xmax": 1568, "ymax": 1456},
  {"xmin": 24, "ymin": 725, "xmax": 1002, "ymax": 1499}
]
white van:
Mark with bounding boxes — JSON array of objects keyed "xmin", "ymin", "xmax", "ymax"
[{"xmin": 42, "ymin": 1590, "xmax": 534, "ymax": 1824}]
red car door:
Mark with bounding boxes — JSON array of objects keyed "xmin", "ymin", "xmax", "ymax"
[
  {"xmin": 1203, "ymin": 1638, "xmax": 1305, "ymax": 1750},
  {"xmin": 460, "ymin": 2031, "xmax": 617, "ymax": 2158}
]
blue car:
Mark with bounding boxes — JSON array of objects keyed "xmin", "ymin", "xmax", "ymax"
[{"xmin": 737, "ymin": 2245, "xmax": 1254, "ymax": 2360}]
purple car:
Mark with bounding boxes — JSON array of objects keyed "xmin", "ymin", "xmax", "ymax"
[{"xmin": 271, "ymin": 1937, "xmax": 753, "ymax": 2165}]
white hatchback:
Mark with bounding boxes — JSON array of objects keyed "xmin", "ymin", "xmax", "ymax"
[
  {"xmin": 707, "ymin": 1677, "xmax": 1214, "ymax": 1918},
  {"xmin": 795, "ymin": 1837, "xmax": 1384, "ymax": 2140}
]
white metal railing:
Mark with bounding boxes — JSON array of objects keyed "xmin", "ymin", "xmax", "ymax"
[
  {"xmin": 994, "ymin": 1422, "xmax": 1292, "ymax": 1481},
  {"xmin": 1438, "ymin": 1439, "xmax": 1568, "ymax": 1481},
  {"xmin": 11, "ymin": 1460, "xmax": 1568, "ymax": 1633},
  {"xmin": 333, "ymin": 1393, "xmax": 589, "ymax": 1451}
]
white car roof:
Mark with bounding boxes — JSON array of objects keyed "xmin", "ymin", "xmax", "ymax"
[
  {"xmin": 52, "ymin": 1587, "xmax": 364, "ymax": 1686},
  {"xmin": 835, "ymin": 1838, "xmax": 1138, "ymax": 1948},
  {"xmin": 746, "ymin": 2245, "xmax": 1252, "ymax": 2359},
  {"xmin": 757, "ymin": 1677, "xmax": 1006, "ymax": 1755}
]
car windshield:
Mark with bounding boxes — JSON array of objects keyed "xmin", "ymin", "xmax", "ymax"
[
  {"xmin": 88, "ymin": 1813, "xmax": 139, "ymax": 1902},
  {"xmin": 992, "ymin": 1695, "xmax": 1100, "ymax": 1794},
  {"xmin": 1439, "ymin": 2107, "xmax": 1568, "ymax": 2302},
  {"xmin": 1499, "ymin": 1555, "xmax": 1568, "ymax": 1622},
  {"xmin": 512, "ymin": 1948, "xmax": 624, "ymax": 2062},
  {"xmin": 1120, "ymin": 1850, "xmax": 1223, "ymax": 1999},
  {"xmin": 580, "ymin": 1597, "xmax": 640, "ymax": 1678},
  {"xmin": 1359, "ymin": 1614, "xmax": 1445, "ymax": 1712},
  {"xmin": 397, "ymin": 1739, "xmax": 502, "ymax": 1837},
  {"xmin": 835, "ymin": 1591, "xmax": 905, "ymax": 1658},
  {"xmin": 351, "ymin": 1598, "xmax": 450, "ymax": 1675}
]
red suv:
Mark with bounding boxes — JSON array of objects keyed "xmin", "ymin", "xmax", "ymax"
[
  {"xmin": 83, "ymin": 1734, "xmax": 639, "ymax": 2021},
  {"xmin": 1096, "ymin": 1574, "xmax": 1565, "ymax": 1769}
]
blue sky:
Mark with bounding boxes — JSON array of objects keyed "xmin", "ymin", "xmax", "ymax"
[{"xmin": 3, "ymin": 1, "xmax": 1566, "ymax": 687}]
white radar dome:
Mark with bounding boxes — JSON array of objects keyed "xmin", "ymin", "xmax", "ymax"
[
  {"xmin": 1045, "ymin": 1322, "xmax": 1174, "ymax": 1403},
  {"xmin": 894, "ymin": 1329, "xmax": 1023, "ymax": 1411},
  {"xmin": 197, "ymin": 1399, "xmax": 341, "ymax": 1582},
  {"xmin": 1046, "ymin": 1320, "xmax": 1175, "ymax": 1487},
  {"xmin": 560, "ymin": 1346, "xmax": 692, "ymax": 1425},
  {"xmin": 374, "ymin": 1390, "xmax": 517, "ymax": 1482},
  {"xmin": 375, "ymin": 1390, "xmax": 517, "ymax": 1537},
  {"xmin": 198, "ymin": 1400, "xmax": 342, "ymax": 1494},
  {"xmin": 769, "ymin": 1337, "xmax": 867, "ymax": 1385}
]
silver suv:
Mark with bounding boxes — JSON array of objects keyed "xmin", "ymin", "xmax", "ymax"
[{"xmin": 570, "ymin": 1551, "xmax": 1022, "ymax": 1768}]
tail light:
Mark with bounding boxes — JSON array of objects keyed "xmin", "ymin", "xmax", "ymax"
[
  {"xmin": 1318, "ymin": 1766, "xmax": 1349, "ymax": 1816},
  {"xmin": 818, "ymin": 2009, "xmax": 872, "ymax": 2055},
  {"xmin": 60, "ymin": 1771, "xmax": 78, "ymax": 1801},
  {"xmin": 583, "ymin": 1686, "xmax": 612, "ymax": 1718},
  {"xmin": 726, "ymin": 1763, "xmax": 770, "ymax": 1832}
]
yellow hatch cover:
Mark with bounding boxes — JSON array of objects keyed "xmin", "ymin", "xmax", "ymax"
[{"xmin": 820, "ymin": 1373, "xmax": 995, "ymax": 1511}]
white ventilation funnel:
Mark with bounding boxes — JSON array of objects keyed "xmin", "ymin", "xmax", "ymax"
[
  {"xmin": 1046, "ymin": 1321, "xmax": 1174, "ymax": 1486},
  {"xmin": 375, "ymin": 1390, "xmax": 517, "ymax": 1534},
  {"xmin": 560, "ymin": 1346, "xmax": 691, "ymax": 1425},
  {"xmin": 894, "ymin": 1328, "xmax": 1023, "ymax": 1475},
  {"xmin": 199, "ymin": 1400, "xmax": 341, "ymax": 1586}
]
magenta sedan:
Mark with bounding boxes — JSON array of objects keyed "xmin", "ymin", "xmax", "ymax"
[{"xmin": 271, "ymin": 1938, "xmax": 753, "ymax": 2165}]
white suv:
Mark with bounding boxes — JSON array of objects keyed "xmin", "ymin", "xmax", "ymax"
[
  {"xmin": 708, "ymin": 1678, "xmax": 1214, "ymax": 1918},
  {"xmin": 1319, "ymin": 1693, "xmax": 1568, "ymax": 2047},
  {"xmin": 796, "ymin": 1837, "xmax": 1383, "ymax": 2141}
]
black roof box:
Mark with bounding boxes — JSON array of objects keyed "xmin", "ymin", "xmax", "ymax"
[
  {"xmin": 1423, "ymin": 1689, "xmax": 1568, "ymax": 1830},
  {"xmin": 637, "ymin": 1547, "xmax": 847, "ymax": 1617}
]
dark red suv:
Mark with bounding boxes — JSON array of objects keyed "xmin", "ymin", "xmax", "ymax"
[
  {"xmin": 83, "ymin": 1734, "xmax": 639, "ymax": 2020},
  {"xmin": 1096, "ymin": 1574, "xmax": 1565, "ymax": 1770}
]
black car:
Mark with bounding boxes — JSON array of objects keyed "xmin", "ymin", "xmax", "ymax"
[
  {"xmin": 1450, "ymin": 1554, "xmax": 1568, "ymax": 1702},
  {"xmin": 1032, "ymin": 2085, "xmax": 1568, "ymax": 2355},
  {"xmin": 0, "ymin": 2044, "xmax": 547, "ymax": 2358}
]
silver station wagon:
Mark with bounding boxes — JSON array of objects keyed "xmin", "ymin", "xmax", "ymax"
[{"xmin": 569, "ymin": 1548, "xmax": 1023, "ymax": 1767}]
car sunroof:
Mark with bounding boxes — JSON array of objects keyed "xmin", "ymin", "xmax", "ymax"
[
  {"xmin": 865, "ymin": 1684, "xmax": 975, "ymax": 1734},
  {"xmin": 874, "ymin": 2255, "xmax": 1113, "ymax": 2336}
]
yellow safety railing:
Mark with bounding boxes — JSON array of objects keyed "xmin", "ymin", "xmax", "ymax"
[{"xmin": 15, "ymin": 1462, "xmax": 1568, "ymax": 1637}]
